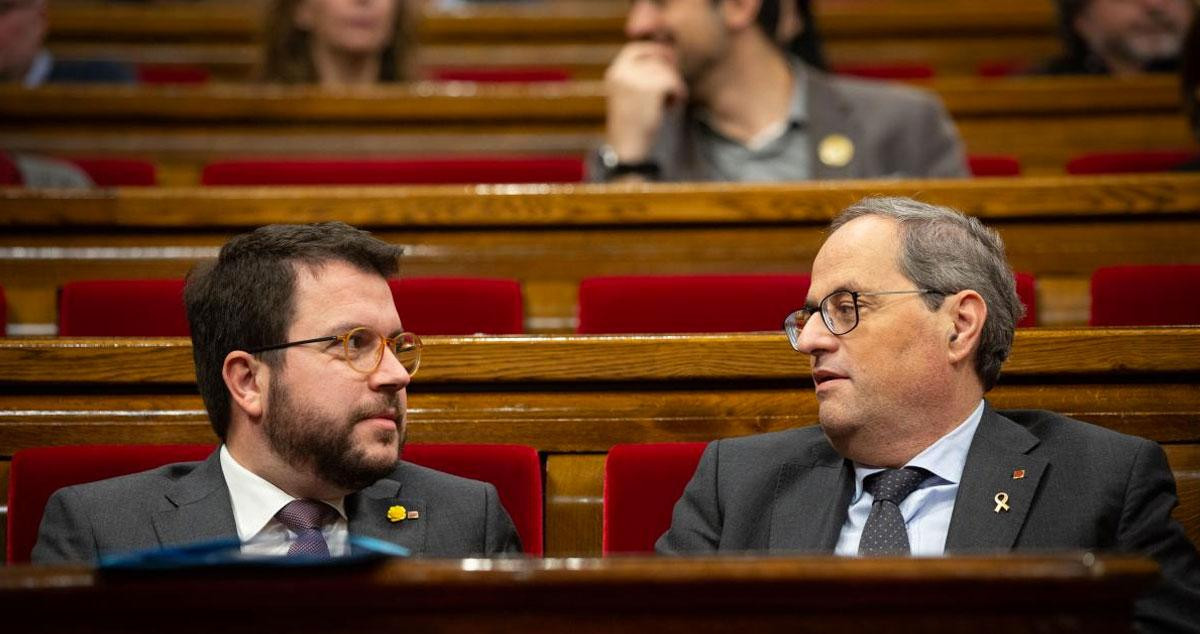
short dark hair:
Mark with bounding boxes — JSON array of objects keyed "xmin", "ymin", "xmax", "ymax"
[
  {"xmin": 184, "ymin": 222, "xmax": 403, "ymax": 439},
  {"xmin": 752, "ymin": 0, "xmax": 827, "ymax": 70}
]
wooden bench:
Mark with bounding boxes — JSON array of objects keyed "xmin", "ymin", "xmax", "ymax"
[
  {"xmin": 46, "ymin": 0, "xmax": 1061, "ymax": 80},
  {"xmin": 2, "ymin": 174, "xmax": 1198, "ymax": 334},
  {"xmin": 0, "ymin": 329, "xmax": 1197, "ymax": 556},
  {"xmin": 1, "ymin": 76, "xmax": 1190, "ymax": 184}
]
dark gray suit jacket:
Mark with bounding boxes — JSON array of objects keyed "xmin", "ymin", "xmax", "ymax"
[
  {"xmin": 658, "ymin": 407, "xmax": 1200, "ymax": 633},
  {"xmin": 32, "ymin": 450, "xmax": 522, "ymax": 564}
]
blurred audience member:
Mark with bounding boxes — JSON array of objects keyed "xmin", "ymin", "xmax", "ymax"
[
  {"xmin": 1042, "ymin": 0, "xmax": 1195, "ymax": 75},
  {"xmin": 0, "ymin": 0, "xmax": 135, "ymax": 86},
  {"xmin": 261, "ymin": 0, "xmax": 413, "ymax": 86}
]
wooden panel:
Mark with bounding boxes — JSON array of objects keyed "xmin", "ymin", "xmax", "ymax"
[{"xmin": 544, "ymin": 454, "xmax": 605, "ymax": 557}]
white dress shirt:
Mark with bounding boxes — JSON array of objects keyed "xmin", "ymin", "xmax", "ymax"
[
  {"xmin": 219, "ymin": 445, "xmax": 349, "ymax": 556},
  {"xmin": 834, "ymin": 400, "xmax": 985, "ymax": 556}
]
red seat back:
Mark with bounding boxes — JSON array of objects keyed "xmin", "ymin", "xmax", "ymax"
[
  {"xmin": 388, "ymin": 277, "xmax": 524, "ymax": 335},
  {"xmin": 0, "ymin": 283, "xmax": 7, "ymax": 335},
  {"xmin": 0, "ymin": 153, "xmax": 20, "ymax": 185},
  {"xmin": 1066, "ymin": 150, "xmax": 1198, "ymax": 175},
  {"xmin": 7, "ymin": 442, "xmax": 543, "ymax": 563},
  {"xmin": 1090, "ymin": 265, "xmax": 1200, "ymax": 326},
  {"xmin": 1015, "ymin": 271, "xmax": 1037, "ymax": 327},
  {"xmin": 577, "ymin": 274, "xmax": 810, "ymax": 334},
  {"xmin": 58, "ymin": 279, "xmax": 189, "ymax": 336},
  {"xmin": 66, "ymin": 158, "xmax": 157, "ymax": 186},
  {"xmin": 201, "ymin": 156, "xmax": 585, "ymax": 186},
  {"xmin": 136, "ymin": 65, "xmax": 211, "ymax": 84},
  {"xmin": 969, "ymin": 154, "xmax": 1022, "ymax": 177},
  {"xmin": 603, "ymin": 442, "xmax": 707, "ymax": 554},
  {"xmin": 832, "ymin": 63, "xmax": 935, "ymax": 80}
]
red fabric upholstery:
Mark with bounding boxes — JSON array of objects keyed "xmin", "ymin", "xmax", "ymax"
[
  {"xmin": 136, "ymin": 64, "xmax": 211, "ymax": 84},
  {"xmin": 975, "ymin": 60, "xmax": 1031, "ymax": 77},
  {"xmin": 832, "ymin": 63, "xmax": 935, "ymax": 80},
  {"xmin": 7, "ymin": 442, "xmax": 543, "ymax": 563},
  {"xmin": 201, "ymin": 156, "xmax": 585, "ymax": 186},
  {"xmin": 968, "ymin": 154, "xmax": 1021, "ymax": 177},
  {"xmin": 388, "ymin": 277, "xmax": 524, "ymax": 335},
  {"xmin": 0, "ymin": 153, "xmax": 20, "ymax": 185},
  {"xmin": 577, "ymin": 274, "xmax": 811, "ymax": 334},
  {"xmin": 603, "ymin": 442, "xmax": 706, "ymax": 554},
  {"xmin": 58, "ymin": 279, "xmax": 189, "ymax": 336},
  {"xmin": 66, "ymin": 158, "xmax": 157, "ymax": 186},
  {"xmin": 7, "ymin": 444, "xmax": 214, "ymax": 564},
  {"xmin": 1015, "ymin": 271, "xmax": 1037, "ymax": 327},
  {"xmin": 1065, "ymin": 150, "xmax": 1198, "ymax": 175},
  {"xmin": 1090, "ymin": 265, "xmax": 1200, "ymax": 326},
  {"xmin": 401, "ymin": 443, "xmax": 543, "ymax": 555},
  {"xmin": 0, "ymin": 283, "xmax": 7, "ymax": 335},
  {"xmin": 429, "ymin": 67, "xmax": 571, "ymax": 83}
]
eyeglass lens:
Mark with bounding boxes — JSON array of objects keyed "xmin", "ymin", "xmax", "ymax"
[{"xmin": 343, "ymin": 327, "xmax": 421, "ymax": 375}]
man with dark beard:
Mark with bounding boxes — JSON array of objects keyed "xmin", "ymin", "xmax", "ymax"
[
  {"xmin": 32, "ymin": 222, "xmax": 521, "ymax": 563},
  {"xmin": 1041, "ymin": 0, "xmax": 1195, "ymax": 75}
]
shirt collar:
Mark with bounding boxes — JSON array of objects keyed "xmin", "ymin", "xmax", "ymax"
[
  {"xmin": 849, "ymin": 400, "xmax": 986, "ymax": 502},
  {"xmin": 219, "ymin": 445, "xmax": 347, "ymax": 542},
  {"xmin": 24, "ymin": 49, "xmax": 53, "ymax": 88}
]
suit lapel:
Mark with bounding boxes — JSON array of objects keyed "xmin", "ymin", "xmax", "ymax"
[
  {"xmin": 769, "ymin": 441, "xmax": 854, "ymax": 552},
  {"xmin": 805, "ymin": 70, "xmax": 865, "ymax": 180},
  {"xmin": 346, "ymin": 473, "xmax": 428, "ymax": 553},
  {"xmin": 945, "ymin": 406, "xmax": 1047, "ymax": 552},
  {"xmin": 152, "ymin": 450, "xmax": 238, "ymax": 548}
]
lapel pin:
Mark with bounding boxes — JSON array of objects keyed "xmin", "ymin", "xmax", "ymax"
[
  {"xmin": 818, "ymin": 134, "xmax": 855, "ymax": 168},
  {"xmin": 993, "ymin": 492, "xmax": 1011, "ymax": 513},
  {"xmin": 1012, "ymin": 469, "xmax": 1026, "ymax": 480},
  {"xmin": 387, "ymin": 505, "xmax": 408, "ymax": 523}
]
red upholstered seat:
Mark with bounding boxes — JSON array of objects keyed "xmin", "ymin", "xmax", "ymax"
[
  {"xmin": 201, "ymin": 156, "xmax": 585, "ymax": 186},
  {"xmin": 832, "ymin": 63, "xmax": 935, "ymax": 80},
  {"xmin": 1090, "ymin": 265, "xmax": 1200, "ymax": 326},
  {"xmin": 0, "ymin": 283, "xmax": 7, "ymax": 335},
  {"xmin": 136, "ymin": 64, "xmax": 211, "ymax": 84},
  {"xmin": 7, "ymin": 443, "xmax": 544, "ymax": 563},
  {"xmin": 1065, "ymin": 150, "xmax": 1198, "ymax": 175},
  {"xmin": 969, "ymin": 154, "xmax": 1022, "ymax": 177},
  {"xmin": 603, "ymin": 442, "xmax": 706, "ymax": 554},
  {"xmin": 58, "ymin": 279, "xmax": 189, "ymax": 336},
  {"xmin": 577, "ymin": 274, "xmax": 811, "ymax": 334},
  {"xmin": 1015, "ymin": 271, "xmax": 1038, "ymax": 327},
  {"xmin": 388, "ymin": 277, "xmax": 524, "ymax": 335},
  {"xmin": 0, "ymin": 153, "xmax": 20, "ymax": 185},
  {"xmin": 66, "ymin": 158, "xmax": 158, "ymax": 186},
  {"xmin": 429, "ymin": 67, "xmax": 571, "ymax": 83}
]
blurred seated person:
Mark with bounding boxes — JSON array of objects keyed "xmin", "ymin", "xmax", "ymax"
[
  {"xmin": 261, "ymin": 0, "xmax": 413, "ymax": 86},
  {"xmin": 0, "ymin": 151, "xmax": 93, "ymax": 188},
  {"xmin": 592, "ymin": 0, "xmax": 967, "ymax": 183},
  {"xmin": 1041, "ymin": 0, "xmax": 1194, "ymax": 75},
  {"xmin": 0, "ymin": 0, "xmax": 135, "ymax": 86}
]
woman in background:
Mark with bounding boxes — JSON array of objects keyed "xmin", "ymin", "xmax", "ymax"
[{"xmin": 261, "ymin": 0, "xmax": 413, "ymax": 86}]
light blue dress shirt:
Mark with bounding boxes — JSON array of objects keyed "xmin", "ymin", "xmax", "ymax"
[{"xmin": 834, "ymin": 400, "xmax": 985, "ymax": 556}]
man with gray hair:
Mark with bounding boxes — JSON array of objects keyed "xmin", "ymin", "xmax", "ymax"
[{"xmin": 658, "ymin": 196, "xmax": 1199, "ymax": 632}]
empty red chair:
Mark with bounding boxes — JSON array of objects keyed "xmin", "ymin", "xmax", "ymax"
[
  {"xmin": 1015, "ymin": 271, "xmax": 1037, "ymax": 327},
  {"xmin": 7, "ymin": 442, "xmax": 543, "ymax": 562},
  {"xmin": 577, "ymin": 274, "xmax": 811, "ymax": 334},
  {"xmin": 66, "ymin": 158, "xmax": 157, "ymax": 186},
  {"xmin": 603, "ymin": 442, "xmax": 707, "ymax": 554},
  {"xmin": 969, "ymin": 154, "xmax": 1021, "ymax": 177},
  {"xmin": 201, "ymin": 156, "xmax": 585, "ymax": 186},
  {"xmin": 1090, "ymin": 265, "xmax": 1200, "ymax": 326},
  {"xmin": 1066, "ymin": 150, "xmax": 1198, "ymax": 175},
  {"xmin": 58, "ymin": 279, "xmax": 189, "ymax": 336},
  {"xmin": 832, "ymin": 63, "xmax": 935, "ymax": 80},
  {"xmin": 388, "ymin": 277, "xmax": 524, "ymax": 335},
  {"xmin": 429, "ymin": 67, "xmax": 571, "ymax": 83}
]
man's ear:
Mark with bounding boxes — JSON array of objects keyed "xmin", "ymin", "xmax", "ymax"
[
  {"xmin": 720, "ymin": 0, "xmax": 763, "ymax": 31},
  {"xmin": 223, "ymin": 350, "xmax": 267, "ymax": 421},
  {"xmin": 946, "ymin": 290, "xmax": 987, "ymax": 365}
]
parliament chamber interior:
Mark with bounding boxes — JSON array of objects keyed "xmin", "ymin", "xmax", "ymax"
[{"xmin": 1, "ymin": 0, "xmax": 1198, "ymax": 631}]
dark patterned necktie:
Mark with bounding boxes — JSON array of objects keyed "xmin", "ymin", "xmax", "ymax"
[
  {"xmin": 858, "ymin": 467, "xmax": 929, "ymax": 556},
  {"xmin": 276, "ymin": 499, "xmax": 335, "ymax": 557}
]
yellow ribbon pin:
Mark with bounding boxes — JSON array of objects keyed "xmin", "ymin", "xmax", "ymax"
[
  {"xmin": 993, "ymin": 492, "xmax": 1010, "ymax": 513},
  {"xmin": 387, "ymin": 505, "xmax": 408, "ymax": 523}
]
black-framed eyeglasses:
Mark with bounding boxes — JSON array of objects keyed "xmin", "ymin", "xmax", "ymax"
[
  {"xmin": 783, "ymin": 289, "xmax": 943, "ymax": 349},
  {"xmin": 248, "ymin": 326, "xmax": 421, "ymax": 375}
]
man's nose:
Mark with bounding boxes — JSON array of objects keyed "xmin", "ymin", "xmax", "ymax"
[
  {"xmin": 626, "ymin": 0, "xmax": 663, "ymax": 40},
  {"xmin": 795, "ymin": 312, "xmax": 838, "ymax": 356},
  {"xmin": 369, "ymin": 345, "xmax": 412, "ymax": 393}
]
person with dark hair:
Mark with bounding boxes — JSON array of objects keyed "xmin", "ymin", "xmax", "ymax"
[
  {"xmin": 657, "ymin": 197, "xmax": 1200, "ymax": 633},
  {"xmin": 0, "ymin": 0, "xmax": 135, "ymax": 86},
  {"xmin": 594, "ymin": 0, "xmax": 967, "ymax": 182},
  {"xmin": 33, "ymin": 222, "xmax": 521, "ymax": 563},
  {"xmin": 260, "ymin": 0, "xmax": 413, "ymax": 85},
  {"xmin": 1041, "ymin": 0, "xmax": 1194, "ymax": 75}
]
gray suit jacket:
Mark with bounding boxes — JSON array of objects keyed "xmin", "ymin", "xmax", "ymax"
[
  {"xmin": 32, "ymin": 450, "xmax": 522, "ymax": 564},
  {"xmin": 657, "ymin": 406, "xmax": 1200, "ymax": 633},
  {"xmin": 592, "ymin": 64, "xmax": 968, "ymax": 182}
]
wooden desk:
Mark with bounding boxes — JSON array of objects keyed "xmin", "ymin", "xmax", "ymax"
[
  {"xmin": 2, "ymin": 175, "xmax": 1198, "ymax": 333},
  {"xmin": 46, "ymin": 1, "xmax": 1060, "ymax": 79},
  {"xmin": 0, "ymin": 76, "xmax": 1191, "ymax": 184},
  {"xmin": 0, "ymin": 555, "xmax": 1156, "ymax": 632},
  {"xmin": 1, "ymin": 329, "xmax": 1197, "ymax": 555}
]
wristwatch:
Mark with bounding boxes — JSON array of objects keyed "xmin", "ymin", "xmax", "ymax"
[{"xmin": 599, "ymin": 145, "xmax": 661, "ymax": 180}]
